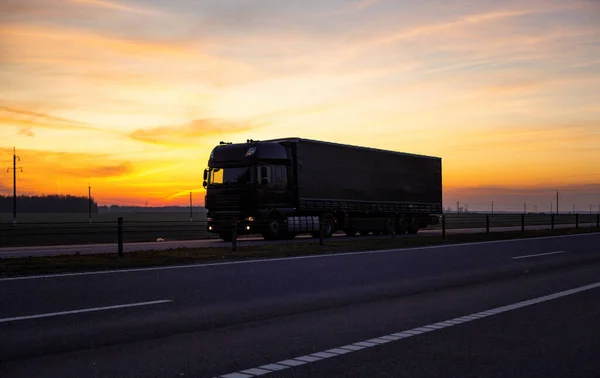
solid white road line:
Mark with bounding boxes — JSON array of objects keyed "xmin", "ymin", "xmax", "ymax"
[
  {"xmin": 511, "ymin": 251, "xmax": 566, "ymax": 259},
  {"xmin": 217, "ymin": 281, "xmax": 600, "ymax": 378},
  {"xmin": 2, "ymin": 233, "xmax": 597, "ymax": 282},
  {"xmin": 0, "ymin": 300, "xmax": 172, "ymax": 323}
]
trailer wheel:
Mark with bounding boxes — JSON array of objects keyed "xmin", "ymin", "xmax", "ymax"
[
  {"xmin": 321, "ymin": 214, "xmax": 336, "ymax": 237},
  {"xmin": 407, "ymin": 218, "xmax": 420, "ymax": 234},
  {"xmin": 383, "ymin": 217, "xmax": 395, "ymax": 235},
  {"xmin": 395, "ymin": 218, "xmax": 407, "ymax": 234}
]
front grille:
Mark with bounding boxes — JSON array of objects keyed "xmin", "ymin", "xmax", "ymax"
[{"xmin": 207, "ymin": 193, "xmax": 240, "ymax": 211}]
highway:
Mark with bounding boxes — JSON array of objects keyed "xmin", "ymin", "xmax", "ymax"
[
  {"xmin": 1, "ymin": 233, "xmax": 600, "ymax": 377},
  {"xmin": 0, "ymin": 222, "xmax": 596, "ymax": 258}
]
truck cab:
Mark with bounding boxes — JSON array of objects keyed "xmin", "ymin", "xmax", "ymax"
[{"xmin": 204, "ymin": 140, "xmax": 295, "ymax": 240}]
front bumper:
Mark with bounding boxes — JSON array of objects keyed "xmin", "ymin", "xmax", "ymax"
[{"xmin": 207, "ymin": 218, "xmax": 256, "ymax": 234}]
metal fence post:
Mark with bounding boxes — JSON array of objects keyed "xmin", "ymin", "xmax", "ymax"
[
  {"xmin": 521, "ymin": 214, "xmax": 525, "ymax": 233},
  {"xmin": 486, "ymin": 214, "xmax": 490, "ymax": 234},
  {"xmin": 117, "ymin": 217, "xmax": 124, "ymax": 257},
  {"xmin": 551, "ymin": 214, "xmax": 555, "ymax": 231},
  {"xmin": 575, "ymin": 213, "xmax": 579, "ymax": 229},
  {"xmin": 442, "ymin": 215, "xmax": 446, "ymax": 239},
  {"xmin": 232, "ymin": 221, "xmax": 237, "ymax": 251},
  {"xmin": 319, "ymin": 221, "xmax": 324, "ymax": 246}
]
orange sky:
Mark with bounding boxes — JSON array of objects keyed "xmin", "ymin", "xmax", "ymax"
[{"xmin": 1, "ymin": 0, "xmax": 599, "ymax": 211}]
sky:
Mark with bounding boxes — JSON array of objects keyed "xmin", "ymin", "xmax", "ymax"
[{"xmin": 0, "ymin": 0, "xmax": 599, "ymax": 211}]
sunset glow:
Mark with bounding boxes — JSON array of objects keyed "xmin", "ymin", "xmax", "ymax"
[{"xmin": 1, "ymin": 0, "xmax": 599, "ymax": 211}]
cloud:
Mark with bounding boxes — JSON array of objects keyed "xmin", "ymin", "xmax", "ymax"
[
  {"xmin": 18, "ymin": 127, "xmax": 35, "ymax": 137},
  {"xmin": 0, "ymin": 147, "xmax": 133, "ymax": 179},
  {"xmin": 70, "ymin": 0, "xmax": 162, "ymax": 15},
  {"xmin": 0, "ymin": 106, "xmax": 105, "ymax": 134},
  {"xmin": 129, "ymin": 119, "xmax": 261, "ymax": 146},
  {"xmin": 0, "ymin": 106, "xmax": 89, "ymax": 127},
  {"xmin": 0, "ymin": 25, "xmax": 188, "ymax": 58},
  {"xmin": 83, "ymin": 162, "xmax": 133, "ymax": 178},
  {"xmin": 354, "ymin": 0, "xmax": 383, "ymax": 11}
]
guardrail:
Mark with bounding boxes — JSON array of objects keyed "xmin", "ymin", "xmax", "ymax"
[{"xmin": 0, "ymin": 213, "xmax": 599, "ymax": 253}]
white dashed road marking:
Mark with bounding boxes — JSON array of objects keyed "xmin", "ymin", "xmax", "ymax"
[
  {"xmin": 217, "ymin": 281, "xmax": 600, "ymax": 377},
  {"xmin": 511, "ymin": 251, "xmax": 566, "ymax": 259},
  {"xmin": 0, "ymin": 300, "xmax": 172, "ymax": 323}
]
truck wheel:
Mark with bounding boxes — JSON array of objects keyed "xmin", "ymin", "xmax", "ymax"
[
  {"xmin": 262, "ymin": 216, "xmax": 283, "ymax": 240},
  {"xmin": 407, "ymin": 218, "xmax": 420, "ymax": 234},
  {"xmin": 219, "ymin": 232, "xmax": 233, "ymax": 242}
]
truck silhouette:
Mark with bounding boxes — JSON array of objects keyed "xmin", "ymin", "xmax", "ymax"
[{"xmin": 203, "ymin": 138, "xmax": 442, "ymax": 241}]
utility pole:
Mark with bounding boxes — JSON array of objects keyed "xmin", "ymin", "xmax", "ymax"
[
  {"xmin": 88, "ymin": 184, "xmax": 92, "ymax": 223},
  {"xmin": 457, "ymin": 201, "xmax": 460, "ymax": 218},
  {"xmin": 524, "ymin": 203, "xmax": 527, "ymax": 214},
  {"xmin": 6, "ymin": 147, "xmax": 23, "ymax": 224},
  {"xmin": 189, "ymin": 191, "xmax": 193, "ymax": 222},
  {"xmin": 556, "ymin": 191, "xmax": 559, "ymax": 215},
  {"xmin": 491, "ymin": 201, "xmax": 494, "ymax": 216}
]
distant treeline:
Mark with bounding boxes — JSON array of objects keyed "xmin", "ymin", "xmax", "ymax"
[
  {"xmin": 0, "ymin": 195, "xmax": 99, "ymax": 213},
  {"xmin": 98, "ymin": 205, "xmax": 206, "ymax": 213}
]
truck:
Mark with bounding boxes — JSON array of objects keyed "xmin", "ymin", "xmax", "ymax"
[{"xmin": 203, "ymin": 138, "xmax": 442, "ymax": 241}]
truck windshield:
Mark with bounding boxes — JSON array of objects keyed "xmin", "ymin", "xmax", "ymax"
[{"xmin": 209, "ymin": 167, "xmax": 252, "ymax": 185}]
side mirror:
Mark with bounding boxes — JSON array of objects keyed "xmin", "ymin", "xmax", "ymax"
[
  {"xmin": 203, "ymin": 169, "xmax": 208, "ymax": 181},
  {"xmin": 203, "ymin": 180, "xmax": 208, "ymax": 188}
]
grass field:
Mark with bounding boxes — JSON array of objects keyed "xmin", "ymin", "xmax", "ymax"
[
  {"xmin": 0, "ymin": 212, "xmax": 597, "ymax": 248},
  {"xmin": 0, "ymin": 212, "xmax": 207, "ymax": 223},
  {"xmin": 0, "ymin": 212, "xmax": 210, "ymax": 247},
  {"xmin": 2, "ymin": 226, "xmax": 599, "ymax": 277}
]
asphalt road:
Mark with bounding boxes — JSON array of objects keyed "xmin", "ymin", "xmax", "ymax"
[
  {"xmin": 1, "ymin": 233, "xmax": 600, "ymax": 377},
  {"xmin": 0, "ymin": 222, "xmax": 596, "ymax": 258}
]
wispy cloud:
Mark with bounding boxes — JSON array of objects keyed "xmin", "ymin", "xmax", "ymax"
[
  {"xmin": 0, "ymin": 106, "xmax": 105, "ymax": 134},
  {"xmin": 0, "ymin": 25, "xmax": 188, "ymax": 58},
  {"xmin": 129, "ymin": 119, "xmax": 262, "ymax": 147},
  {"xmin": 0, "ymin": 148, "xmax": 135, "ymax": 196},
  {"xmin": 354, "ymin": 0, "xmax": 383, "ymax": 11},
  {"xmin": 70, "ymin": 0, "xmax": 162, "ymax": 16}
]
